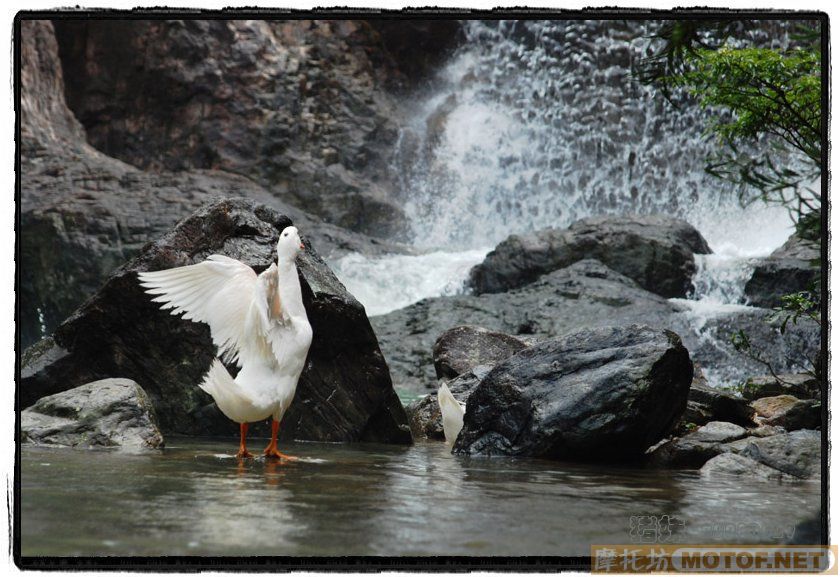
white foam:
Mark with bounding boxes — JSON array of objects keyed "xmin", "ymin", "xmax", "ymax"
[{"xmin": 330, "ymin": 248, "xmax": 490, "ymax": 316}]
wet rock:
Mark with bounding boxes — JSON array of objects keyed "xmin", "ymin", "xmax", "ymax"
[
  {"xmin": 52, "ymin": 19, "xmax": 422, "ymax": 239},
  {"xmin": 375, "ymin": 258, "xmax": 818, "ymax": 395},
  {"xmin": 682, "ymin": 381, "xmax": 755, "ymax": 427},
  {"xmin": 751, "ymin": 395, "xmax": 821, "ymax": 430},
  {"xmin": 453, "ymin": 325, "xmax": 693, "ymax": 460},
  {"xmin": 700, "ymin": 453, "xmax": 794, "ymax": 481},
  {"xmin": 374, "ymin": 259, "xmax": 679, "ymax": 392},
  {"xmin": 744, "ymin": 233, "xmax": 820, "ymax": 308},
  {"xmin": 647, "ymin": 421, "xmax": 749, "ymax": 468},
  {"xmin": 739, "ymin": 430, "xmax": 822, "ymax": 479},
  {"xmin": 21, "ymin": 379, "xmax": 164, "ymax": 450},
  {"xmin": 467, "ymin": 214, "xmax": 712, "ymax": 298},
  {"xmin": 21, "ymin": 198, "xmax": 412, "ymax": 444},
  {"xmin": 432, "ymin": 326, "xmax": 527, "ymax": 380},
  {"xmin": 741, "ymin": 373, "xmax": 820, "ymax": 401},
  {"xmin": 405, "ymin": 366, "xmax": 490, "ymax": 441}
]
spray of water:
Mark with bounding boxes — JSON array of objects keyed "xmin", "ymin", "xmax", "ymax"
[{"xmin": 332, "ymin": 20, "xmax": 795, "ymax": 322}]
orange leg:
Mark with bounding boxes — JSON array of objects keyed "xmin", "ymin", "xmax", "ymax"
[
  {"xmin": 263, "ymin": 419, "xmax": 296, "ymax": 460},
  {"xmin": 236, "ymin": 422, "xmax": 253, "ymax": 459}
]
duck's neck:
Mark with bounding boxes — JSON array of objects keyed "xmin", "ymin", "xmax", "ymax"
[{"xmin": 276, "ymin": 258, "xmax": 307, "ymax": 320}]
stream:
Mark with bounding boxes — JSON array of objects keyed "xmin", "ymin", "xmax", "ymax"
[{"xmin": 21, "ymin": 438, "xmax": 820, "ymax": 557}]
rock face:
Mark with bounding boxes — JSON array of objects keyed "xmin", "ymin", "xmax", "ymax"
[
  {"xmin": 19, "ymin": 20, "xmax": 412, "ymax": 349},
  {"xmin": 405, "ymin": 365, "xmax": 490, "ymax": 441},
  {"xmin": 467, "ymin": 215, "xmax": 712, "ymax": 297},
  {"xmin": 21, "ymin": 379, "xmax": 164, "ymax": 450},
  {"xmin": 453, "ymin": 325, "xmax": 693, "ymax": 460},
  {"xmin": 744, "ymin": 233, "xmax": 820, "ymax": 308},
  {"xmin": 432, "ymin": 326, "xmax": 527, "ymax": 380},
  {"xmin": 21, "ymin": 198, "xmax": 411, "ymax": 444},
  {"xmin": 51, "ymin": 20, "xmax": 462, "ymax": 239}
]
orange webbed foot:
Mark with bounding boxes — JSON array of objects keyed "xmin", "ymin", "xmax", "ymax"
[
  {"xmin": 263, "ymin": 446, "xmax": 297, "ymax": 461},
  {"xmin": 236, "ymin": 448, "xmax": 254, "ymax": 459}
]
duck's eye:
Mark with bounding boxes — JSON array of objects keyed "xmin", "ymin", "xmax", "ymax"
[{"xmin": 283, "ymin": 232, "xmax": 289, "ymax": 237}]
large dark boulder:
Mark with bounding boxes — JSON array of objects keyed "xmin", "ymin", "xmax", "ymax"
[
  {"xmin": 744, "ymin": 233, "xmax": 820, "ymax": 308},
  {"xmin": 21, "ymin": 378, "xmax": 164, "ymax": 450},
  {"xmin": 21, "ymin": 198, "xmax": 412, "ymax": 444},
  {"xmin": 467, "ymin": 214, "xmax": 712, "ymax": 298},
  {"xmin": 452, "ymin": 325, "xmax": 693, "ymax": 460},
  {"xmin": 432, "ymin": 326, "xmax": 527, "ymax": 380}
]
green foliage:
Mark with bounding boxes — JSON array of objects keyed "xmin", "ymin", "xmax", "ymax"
[
  {"xmin": 771, "ymin": 282, "xmax": 820, "ymax": 333},
  {"xmin": 635, "ymin": 22, "xmax": 823, "ymax": 235},
  {"xmin": 675, "ymin": 47, "xmax": 820, "ymax": 159}
]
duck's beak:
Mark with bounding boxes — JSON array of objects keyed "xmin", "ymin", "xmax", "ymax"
[{"xmin": 299, "ymin": 242, "xmax": 305, "ymax": 249}]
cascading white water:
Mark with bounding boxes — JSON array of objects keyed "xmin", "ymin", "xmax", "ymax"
[{"xmin": 331, "ymin": 20, "xmax": 795, "ymax": 319}]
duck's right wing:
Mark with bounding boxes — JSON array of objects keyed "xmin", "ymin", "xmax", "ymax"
[{"xmin": 138, "ymin": 254, "xmax": 258, "ymax": 365}]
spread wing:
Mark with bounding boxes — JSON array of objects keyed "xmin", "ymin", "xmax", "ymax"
[{"xmin": 138, "ymin": 254, "xmax": 258, "ymax": 365}]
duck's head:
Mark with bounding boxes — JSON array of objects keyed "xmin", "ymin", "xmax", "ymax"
[{"xmin": 277, "ymin": 226, "xmax": 304, "ymax": 261}]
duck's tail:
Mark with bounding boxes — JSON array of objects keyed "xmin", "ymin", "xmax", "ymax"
[
  {"xmin": 199, "ymin": 359, "xmax": 260, "ymax": 424},
  {"xmin": 438, "ymin": 382, "xmax": 466, "ymax": 447}
]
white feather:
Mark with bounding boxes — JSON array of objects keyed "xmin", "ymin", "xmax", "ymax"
[{"xmin": 138, "ymin": 254, "xmax": 258, "ymax": 366}]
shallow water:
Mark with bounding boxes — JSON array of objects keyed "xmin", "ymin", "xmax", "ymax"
[{"xmin": 21, "ymin": 438, "xmax": 820, "ymax": 557}]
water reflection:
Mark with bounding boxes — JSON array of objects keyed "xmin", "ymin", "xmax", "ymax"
[{"xmin": 21, "ymin": 439, "xmax": 821, "ymax": 557}]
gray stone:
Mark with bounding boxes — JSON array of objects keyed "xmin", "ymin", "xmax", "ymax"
[
  {"xmin": 453, "ymin": 325, "xmax": 693, "ymax": 460},
  {"xmin": 647, "ymin": 421, "xmax": 749, "ymax": 468},
  {"xmin": 21, "ymin": 379, "xmax": 164, "ymax": 450},
  {"xmin": 744, "ymin": 233, "xmax": 820, "ymax": 309},
  {"xmin": 739, "ymin": 430, "xmax": 821, "ymax": 479},
  {"xmin": 700, "ymin": 453, "xmax": 793, "ymax": 481},
  {"xmin": 433, "ymin": 326, "xmax": 527, "ymax": 380},
  {"xmin": 467, "ymin": 214, "xmax": 712, "ymax": 298}
]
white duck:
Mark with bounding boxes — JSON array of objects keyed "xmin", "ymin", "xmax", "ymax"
[
  {"xmin": 437, "ymin": 382, "xmax": 466, "ymax": 447},
  {"xmin": 138, "ymin": 226, "xmax": 313, "ymax": 460}
]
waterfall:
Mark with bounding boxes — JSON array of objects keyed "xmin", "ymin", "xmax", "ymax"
[{"xmin": 331, "ymin": 20, "xmax": 794, "ymax": 317}]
